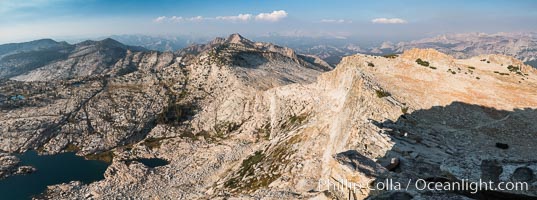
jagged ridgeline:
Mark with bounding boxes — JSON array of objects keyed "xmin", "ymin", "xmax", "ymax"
[{"xmin": 1, "ymin": 34, "xmax": 537, "ymax": 199}]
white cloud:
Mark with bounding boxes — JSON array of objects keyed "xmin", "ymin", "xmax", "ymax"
[
  {"xmin": 371, "ymin": 18, "xmax": 407, "ymax": 24},
  {"xmin": 169, "ymin": 16, "xmax": 183, "ymax": 22},
  {"xmin": 189, "ymin": 16, "xmax": 205, "ymax": 21},
  {"xmin": 255, "ymin": 10, "xmax": 288, "ymax": 22},
  {"xmin": 319, "ymin": 19, "xmax": 351, "ymax": 24},
  {"xmin": 153, "ymin": 16, "xmax": 167, "ymax": 23},
  {"xmin": 153, "ymin": 15, "xmax": 208, "ymax": 23},
  {"xmin": 216, "ymin": 14, "xmax": 252, "ymax": 22},
  {"xmin": 154, "ymin": 10, "xmax": 288, "ymax": 23}
]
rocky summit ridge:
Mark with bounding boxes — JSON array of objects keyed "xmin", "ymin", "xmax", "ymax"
[
  {"xmin": 1, "ymin": 35, "xmax": 537, "ymax": 199},
  {"xmin": 0, "ymin": 38, "xmax": 147, "ymax": 81}
]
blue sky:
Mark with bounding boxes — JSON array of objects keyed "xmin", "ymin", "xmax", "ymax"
[{"xmin": 0, "ymin": 0, "xmax": 536, "ymax": 43}]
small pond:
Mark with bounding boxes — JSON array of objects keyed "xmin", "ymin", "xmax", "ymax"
[
  {"xmin": 128, "ymin": 158, "xmax": 169, "ymax": 168},
  {"xmin": 0, "ymin": 151, "xmax": 109, "ymax": 199}
]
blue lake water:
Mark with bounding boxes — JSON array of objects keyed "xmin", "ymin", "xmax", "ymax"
[
  {"xmin": 0, "ymin": 151, "xmax": 109, "ymax": 200},
  {"xmin": 129, "ymin": 158, "xmax": 169, "ymax": 168}
]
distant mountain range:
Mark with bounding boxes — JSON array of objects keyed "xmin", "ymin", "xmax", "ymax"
[
  {"xmin": 369, "ymin": 32, "xmax": 537, "ymax": 64},
  {"xmin": 99, "ymin": 32, "xmax": 537, "ymax": 68},
  {"xmin": 101, "ymin": 35, "xmax": 210, "ymax": 52},
  {"xmin": 1, "ymin": 32, "xmax": 535, "ymax": 81},
  {"xmin": 308, "ymin": 32, "xmax": 537, "ymax": 68}
]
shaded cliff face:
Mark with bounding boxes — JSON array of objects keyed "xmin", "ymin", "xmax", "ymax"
[{"xmin": 1, "ymin": 35, "xmax": 537, "ymax": 199}]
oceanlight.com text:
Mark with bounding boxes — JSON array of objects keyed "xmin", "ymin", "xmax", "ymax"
[{"xmin": 318, "ymin": 178, "xmax": 529, "ymax": 194}]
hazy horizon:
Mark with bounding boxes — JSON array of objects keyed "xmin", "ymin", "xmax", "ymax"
[{"xmin": 3, "ymin": 31, "xmax": 537, "ymax": 49}]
